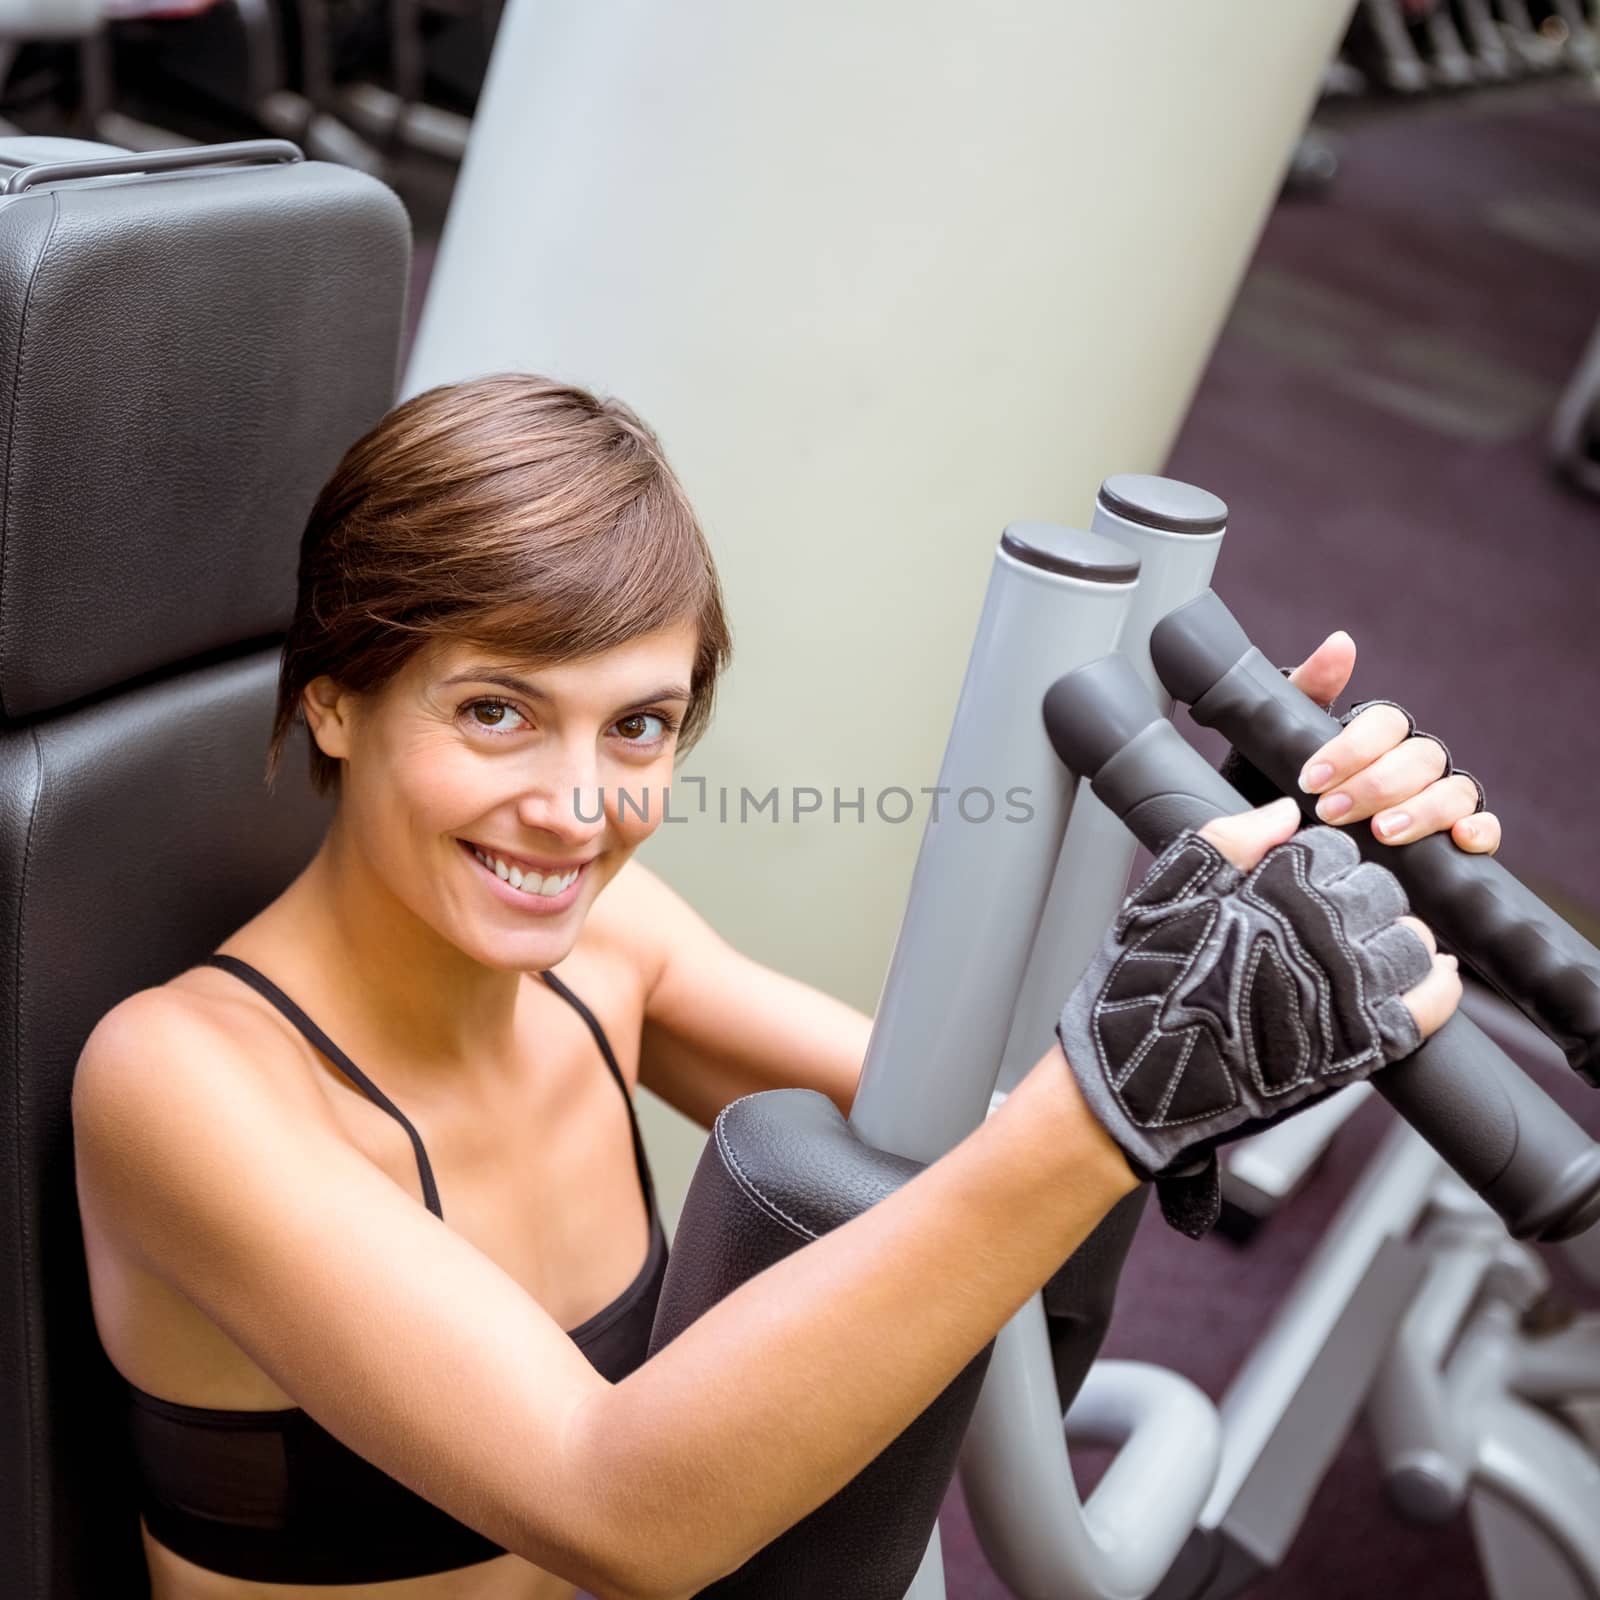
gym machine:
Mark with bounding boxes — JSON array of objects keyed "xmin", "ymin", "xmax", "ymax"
[
  {"xmin": 97, "ymin": 3, "xmax": 498, "ymax": 175},
  {"xmin": 1342, "ymin": 0, "xmax": 1600, "ymax": 90},
  {"xmin": 652, "ymin": 475, "xmax": 1600, "ymax": 1599}
]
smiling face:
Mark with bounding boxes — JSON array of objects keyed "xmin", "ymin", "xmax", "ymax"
[{"xmin": 303, "ymin": 619, "xmax": 700, "ymax": 973}]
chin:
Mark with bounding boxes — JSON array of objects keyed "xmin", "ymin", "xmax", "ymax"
[{"xmin": 486, "ymin": 911, "xmax": 586, "ymax": 961}]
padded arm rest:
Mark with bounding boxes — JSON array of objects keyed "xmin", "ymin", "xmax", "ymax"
[{"xmin": 649, "ymin": 1089, "xmax": 995, "ymax": 1600}]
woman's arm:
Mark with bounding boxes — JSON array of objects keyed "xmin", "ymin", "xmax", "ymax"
[
  {"xmin": 602, "ymin": 859, "xmax": 872, "ymax": 1125},
  {"xmin": 567, "ymin": 1048, "xmax": 1132, "ymax": 1594},
  {"xmin": 73, "ymin": 988, "xmax": 1131, "ymax": 1600}
]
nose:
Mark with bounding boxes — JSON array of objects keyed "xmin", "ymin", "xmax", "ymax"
[{"xmin": 514, "ymin": 740, "xmax": 607, "ymax": 849}]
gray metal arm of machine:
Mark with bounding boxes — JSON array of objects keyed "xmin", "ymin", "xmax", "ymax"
[
  {"xmin": 1149, "ymin": 589, "xmax": 1600, "ymax": 1087},
  {"xmin": 1040, "ymin": 653, "xmax": 1600, "ymax": 1245}
]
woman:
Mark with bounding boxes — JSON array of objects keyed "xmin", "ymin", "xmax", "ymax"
[{"xmin": 71, "ymin": 373, "xmax": 1491, "ymax": 1600}]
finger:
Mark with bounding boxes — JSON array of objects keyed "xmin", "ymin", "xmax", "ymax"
[
  {"xmin": 1299, "ymin": 709, "xmax": 1432, "ymax": 808},
  {"xmin": 1314, "ymin": 733, "xmax": 1448, "ymax": 829},
  {"xmin": 1452, "ymin": 809, "xmax": 1500, "ymax": 856},
  {"xmin": 1283, "ymin": 629, "xmax": 1355, "ymax": 711},
  {"xmin": 1401, "ymin": 950, "xmax": 1462, "ymax": 1042},
  {"xmin": 1368, "ymin": 772, "xmax": 1485, "ymax": 846},
  {"xmin": 1396, "ymin": 912, "xmax": 1437, "ymax": 956},
  {"xmin": 1197, "ymin": 796, "xmax": 1302, "ymax": 873}
]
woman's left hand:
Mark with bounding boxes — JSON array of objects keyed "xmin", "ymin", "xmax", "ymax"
[{"xmin": 1286, "ymin": 630, "xmax": 1501, "ymax": 856}]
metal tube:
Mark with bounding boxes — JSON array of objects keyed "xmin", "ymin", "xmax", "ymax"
[
  {"xmin": 996, "ymin": 476, "xmax": 1226, "ymax": 1094},
  {"xmin": 848, "ymin": 524, "xmax": 1138, "ymax": 1162}
]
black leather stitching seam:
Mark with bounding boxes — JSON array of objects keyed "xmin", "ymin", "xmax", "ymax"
[
  {"xmin": 0, "ymin": 191, "xmax": 62, "ymax": 724},
  {"xmin": 8, "ymin": 202, "xmax": 61, "ymax": 1585},
  {"xmin": 713, "ymin": 1113, "xmax": 819, "ymax": 1244},
  {"xmin": 12, "ymin": 724, "xmax": 42, "ymax": 1581}
]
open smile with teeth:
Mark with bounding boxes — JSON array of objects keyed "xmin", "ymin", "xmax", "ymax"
[{"xmin": 464, "ymin": 842, "xmax": 584, "ymax": 898}]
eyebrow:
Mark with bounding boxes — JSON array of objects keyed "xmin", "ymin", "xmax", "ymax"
[{"xmin": 440, "ymin": 670, "xmax": 694, "ymax": 705}]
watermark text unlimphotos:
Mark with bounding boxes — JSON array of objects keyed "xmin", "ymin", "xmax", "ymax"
[{"xmin": 572, "ymin": 779, "xmax": 1037, "ymax": 826}]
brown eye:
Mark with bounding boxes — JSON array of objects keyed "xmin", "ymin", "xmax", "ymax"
[
  {"xmin": 464, "ymin": 698, "xmax": 527, "ymax": 735},
  {"xmin": 614, "ymin": 712, "xmax": 673, "ymax": 745}
]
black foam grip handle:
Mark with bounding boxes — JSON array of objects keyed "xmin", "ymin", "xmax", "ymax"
[
  {"xmin": 1149, "ymin": 591, "xmax": 1600, "ymax": 1086},
  {"xmin": 1042, "ymin": 655, "xmax": 1600, "ymax": 1242}
]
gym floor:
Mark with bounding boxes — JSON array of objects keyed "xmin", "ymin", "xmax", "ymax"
[{"xmin": 929, "ymin": 79, "xmax": 1600, "ymax": 1600}]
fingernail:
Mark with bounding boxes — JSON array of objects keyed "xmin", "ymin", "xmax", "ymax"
[
  {"xmin": 1376, "ymin": 810, "xmax": 1410, "ymax": 839},
  {"xmin": 1317, "ymin": 791, "xmax": 1352, "ymax": 821},
  {"xmin": 1299, "ymin": 761, "xmax": 1335, "ymax": 792},
  {"xmin": 1459, "ymin": 819, "xmax": 1478, "ymax": 843}
]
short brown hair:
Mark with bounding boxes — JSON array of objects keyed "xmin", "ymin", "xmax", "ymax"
[{"xmin": 266, "ymin": 373, "xmax": 732, "ymax": 796}]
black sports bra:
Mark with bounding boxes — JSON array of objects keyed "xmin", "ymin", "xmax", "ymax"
[{"xmin": 121, "ymin": 952, "xmax": 669, "ymax": 1586}]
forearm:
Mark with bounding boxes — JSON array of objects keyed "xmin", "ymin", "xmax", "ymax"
[
  {"xmin": 641, "ymin": 969, "xmax": 872, "ymax": 1127},
  {"xmin": 563, "ymin": 1045, "xmax": 1137, "ymax": 1598}
]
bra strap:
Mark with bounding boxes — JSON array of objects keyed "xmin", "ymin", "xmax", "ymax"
[
  {"xmin": 199, "ymin": 954, "xmax": 445, "ymax": 1221},
  {"xmin": 538, "ymin": 969, "xmax": 658, "ymax": 1213}
]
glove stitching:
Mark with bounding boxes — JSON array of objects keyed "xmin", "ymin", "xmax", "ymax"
[
  {"xmin": 1062, "ymin": 811, "xmax": 1433, "ymax": 1235},
  {"xmin": 1103, "ymin": 1004, "xmax": 1163, "ymax": 1092},
  {"xmin": 1124, "ymin": 896, "xmax": 1223, "ymax": 957},
  {"xmin": 1239, "ymin": 935, "xmax": 1315, "ymax": 1098},
  {"xmin": 1096, "ymin": 900, "xmax": 1220, "ymax": 1094},
  {"xmin": 1150, "ymin": 1029, "xmax": 1203, "ymax": 1127},
  {"xmin": 1093, "ymin": 831, "xmax": 1409, "ymax": 1143},
  {"xmin": 1235, "ymin": 899, "xmax": 1327, "ymax": 1097},
  {"xmin": 1099, "ymin": 947, "xmax": 1247, "ymax": 1132},
  {"xmin": 1239, "ymin": 841, "xmax": 1385, "ymax": 1081},
  {"xmin": 1110, "ymin": 1006, "xmax": 1243, "ymax": 1132},
  {"xmin": 1118, "ymin": 839, "xmax": 1227, "ymax": 935}
]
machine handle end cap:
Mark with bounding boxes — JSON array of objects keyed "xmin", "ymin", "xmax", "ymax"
[
  {"xmin": 1150, "ymin": 590, "xmax": 1253, "ymax": 707},
  {"xmin": 1042, "ymin": 655, "xmax": 1163, "ymax": 779},
  {"xmin": 1098, "ymin": 474, "xmax": 1228, "ymax": 535},
  {"xmin": 1000, "ymin": 523, "xmax": 1140, "ymax": 584}
]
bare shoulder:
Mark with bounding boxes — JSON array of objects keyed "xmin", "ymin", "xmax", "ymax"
[
  {"xmin": 73, "ymin": 980, "xmax": 338, "ymax": 1259},
  {"xmin": 77, "ymin": 975, "xmax": 326, "ymax": 1126}
]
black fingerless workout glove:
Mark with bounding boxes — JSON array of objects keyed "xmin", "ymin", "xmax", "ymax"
[{"xmin": 1057, "ymin": 825, "xmax": 1433, "ymax": 1238}]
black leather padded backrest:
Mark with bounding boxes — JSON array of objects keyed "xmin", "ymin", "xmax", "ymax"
[
  {"xmin": 650, "ymin": 1090, "xmax": 996, "ymax": 1599},
  {"xmin": 0, "ymin": 141, "xmax": 409, "ymax": 716},
  {"xmin": 0, "ymin": 138, "xmax": 408, "ymax": 1600}
]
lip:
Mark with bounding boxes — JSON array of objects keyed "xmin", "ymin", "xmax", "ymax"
[{"xmin": 457, "ymin": 839, "xmax": 587, "ymax": 915}]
